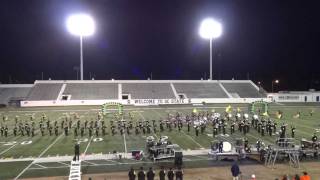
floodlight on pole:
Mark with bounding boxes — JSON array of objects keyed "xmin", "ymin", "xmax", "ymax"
[
  {"xmin": 66, "ymin": 14, "xmax": 95, "ymax": 80},
  {"xmin": 272, "ymin": 79, "xmax": 280, "ymax": 93},
  {"xmin": 199, "ymin": 18, "xmax": 222, "ymax": 80}
]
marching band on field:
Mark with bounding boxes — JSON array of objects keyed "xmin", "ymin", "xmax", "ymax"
[{"xmin": 0, "ymin": 109, "xmax": 318, "ymax": 148}]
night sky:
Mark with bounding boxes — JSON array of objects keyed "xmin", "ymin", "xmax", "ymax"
[{"xmin": 0, "ymin": 0, "xmax": 319, "ymax": 92}]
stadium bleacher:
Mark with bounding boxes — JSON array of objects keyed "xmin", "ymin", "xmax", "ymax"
[
  {"xmin": 0, "ymin": 87, "xmax": 31, "ymax": 105},
  {"xmin": 122, "ymin": 83, "xmax": 175, "ymax": 99},
  {"xmin": 221, "ymin": 82, "xmax": 266, "ymax": 98},
  {"xmin": 173, "ymin": 82, "xmax": 228, "ymax": 98},
  {"xmin": 0, "ymin": 80, "xmax": 268, "ymax": 106},
  {"xmin": 26, "ymin": 83, "xmax": 63, "ymax": 100},
  {"xmin": 63, "ymin": 83, "xmax": 118, "ymax": 100}
]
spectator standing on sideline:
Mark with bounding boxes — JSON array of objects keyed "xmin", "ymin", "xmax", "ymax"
[
  {"xmin": 175, "ymin": 166, "xmax": 183, "ymax": 180},
  {"xmin": 159, "ymin": 166, "xmax": 166, "ymax": 180},
  {"xmin": 300, "ymin": 172, "xmax": 311, "ymax": 180},
  {"xmin": 128, "ymin": 167, "xmax": 136, "ymax": 180},
  {"xmin": 293, "ymin": 174, "xmax": 300, "ymax": 180},
  {"xmin": 138, "ymin": 167, "xmax": 146, "ymax": 180},
  {"xmin": 231, "ymin": 161, "xmax": 240, "ymax": 180},
  {"xmin": 167, "ymin": 167, "xmax": 174, "ymax": 180},
  {"xmin": 147, "ymin": 167, "xmax": 155, "ymax": 180}
]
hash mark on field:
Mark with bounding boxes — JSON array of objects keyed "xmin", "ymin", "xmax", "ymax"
[{"xmin": 33, "ymin": 163, "xmax": 47, "ymax": 169}]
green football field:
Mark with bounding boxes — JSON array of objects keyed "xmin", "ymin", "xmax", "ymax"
[{"xmin": 0, "ymin": 103, "xmax": 319, "ymax": 179}]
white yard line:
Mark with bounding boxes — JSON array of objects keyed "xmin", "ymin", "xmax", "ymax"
[
  {"xmin": 123, "ymin": 133, "xmax": 127, "ymax": 154},
  {"xmin": 14, "ymin": 132, "xmax": 65, "ymax": 180},
  {"xmin": 0, "ymin": 144, "xmax": 17, "ymax": 156},
  {"xmin": 83, "ymin": 136, "xmax": 93, "ymax": 157}
]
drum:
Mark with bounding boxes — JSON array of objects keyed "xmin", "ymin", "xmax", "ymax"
[{"xmin": 223, "ymin": 141, "xmax": 232, "ymax": 152}]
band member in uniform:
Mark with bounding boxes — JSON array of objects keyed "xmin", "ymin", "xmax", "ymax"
[
  {"xmin": 195, "ymin": 126, "xmax": 199, "ymax": 136},
  {"xmin": 64, "ymin": 126, "xmax": 69, "ymax": 136},
  {"xmin": 4, "ymin": 126, "xmax": 8, "ymax": 137},
  {"xmin": 31, "ymin": 127, "xmax": 35, "ymax": 137},
  {"xmin": 230, "ymin": 122, "xmax": 235, "ymax": 134},
  {"xmin": 160, "ymin": 121, "xmax": 164, "ymax": 132},
  {"xmin": 312, "ymin": 133, "xmax": 318, "ymax": 147},
  {"xmin": 89, "ymin": 127, "xmax": 93, "ymax": 136},
  {"xmin": 81, "ymin": 126, "xmax": 85, "ymax": 137},
  {"xmin": 218, "ymin": 141, "xmax": 223, "ymax": 153},
  {"xmin": 261, "ymin": 124, "xmax": 265, "ymax": 136},
  {"xmin": 13, "ymin": 126, "xmax": 17, "ymax": 136},
  {"xmin": 55, "ymin": 126, "xmax": 59, "ymax": 136},
  {"xmin": 213, "ymin": 126, "xmax": 218, "ymax": 137},
  {"xmin": 291, "ymin": 126, "xmax": 295, "ymax": 138},
  {"xmin": 41, "ymin": 127, "xmax": 45, "ymax": 136},
  {"xmin": 159, "ymin": 166, "xmax": 166, "ymax": 180},
  {"xmin": 102, "ymin": 125, "xmax": 106, "ymax": 136},
  {"xmin": 0, "ymin": 126, "xmax": 4, "ymax": 136}
]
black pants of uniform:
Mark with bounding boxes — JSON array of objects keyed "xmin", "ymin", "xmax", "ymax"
[{"xmin": 74, "ymin": 152, "xmax": 79, "ymax": 161}]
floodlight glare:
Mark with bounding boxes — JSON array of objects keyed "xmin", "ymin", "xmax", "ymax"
[
  {"xmin": 66, "ymin": 13, "xmax": 95, "ymax": 80},
  {"xmin": 199, "ymin": 18, "xmax": 222, "ymax": 39},
  {"xmin": 66, "ymin": 14, "xmax": 95, "ymax": 36},
  {"xmin": 199, "ymin": 18, "xmax": 222, "ymax": 80}
]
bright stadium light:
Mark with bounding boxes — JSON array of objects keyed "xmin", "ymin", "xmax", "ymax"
[
  {"xmin": 199, "ymin": 18, "xmax": 222, "ymax": 80},
  {"xmin": 66, "ymin": 14, "xmax": 95, "ymax": 36},
  {"xmin": 66, "ymin": 14, "xmax": 95, "ymax": 80},
  {"xmin": 199, "ymin": 18, "xmax": 222, "ymax": 39},
  {"xmin": 272, "ymin": 79, "xmax": 280, "ymax": 93}
]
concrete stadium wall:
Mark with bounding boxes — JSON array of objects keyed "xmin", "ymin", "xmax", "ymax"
[
  {"xmin": 268, "ymin": 92, "xmax": 320, "ymax": 102},
  {"xmin": 21, "ymin": 98, "xmax": 271, "ymax": 107}
]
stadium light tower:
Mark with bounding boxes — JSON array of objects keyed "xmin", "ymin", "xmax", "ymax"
[
  {"xmin": 66, "ymin": 14, "xmax": 95, "ymax": 80},
  {"xmin": 272, "ymin": 79, "xmax": 279, "ymax": 93},
  {"xmin": 199, "ymin": 18, "xmax": 222, "ymax": 80}
]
